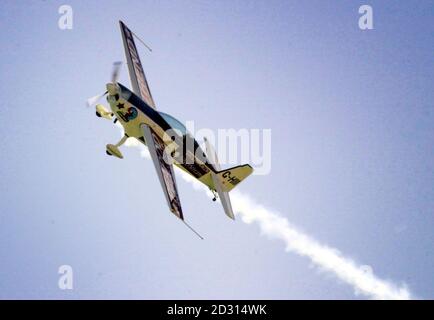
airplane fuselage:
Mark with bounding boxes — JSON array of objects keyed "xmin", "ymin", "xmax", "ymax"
[{"xmin": 106, "ymin": 82, "xmax": 216, "ymax": 190}]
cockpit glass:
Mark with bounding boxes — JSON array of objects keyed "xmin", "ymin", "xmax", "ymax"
[{"xmin": 158, "ymin": 112, "xmax": 187, "ymax": 135}]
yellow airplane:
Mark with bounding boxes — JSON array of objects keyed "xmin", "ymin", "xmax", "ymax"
[{"xmin": 88, "ymin": 21, "xmax": 253, "ymax": 236}]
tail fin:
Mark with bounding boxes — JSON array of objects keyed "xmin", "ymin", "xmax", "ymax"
[
  {"xmin": 204, "ymin": 137, "xmax": 254, "ymax": 220},
  {"xmin": 215, "ymin": 164, "xmax": 253, "ymax": 193}
]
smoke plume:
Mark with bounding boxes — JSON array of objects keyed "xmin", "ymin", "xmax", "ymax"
[{"xmin": 127, "ymin": 137, "xmax": 412, "ymax": 300}]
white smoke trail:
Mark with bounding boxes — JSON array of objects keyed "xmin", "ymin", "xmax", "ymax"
[
  {"xmin": 126, "ymin": 139, "xmax": 412, "ymax": 300},
  {"xmin": 231, "ymin": 192, "xmax": 412, "ymax": 300}
]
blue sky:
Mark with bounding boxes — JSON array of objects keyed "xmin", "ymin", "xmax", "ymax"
[{"xmin": 0, "ymin": 0, "xmax": 433, "ymax": 299}]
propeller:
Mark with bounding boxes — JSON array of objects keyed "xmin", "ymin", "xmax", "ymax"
[
  {"xmin": 86, "ymin": 62, "xmax": 122, "ymax": 107},
  {"xmin": 111, "ymin": 61, "xmax": 122, "ymax": 83},
  {"xmin": 86, "ymin": 91, "xmax": 107, "ymax": 108}
]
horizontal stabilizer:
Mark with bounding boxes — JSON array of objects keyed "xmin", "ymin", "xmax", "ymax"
[{"xmin": 215, "ymin": 164, "xmax": 253, "ymax": 193}]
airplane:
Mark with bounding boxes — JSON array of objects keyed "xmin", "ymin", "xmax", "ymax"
[{"xmin": 88, "ymin": 21, "xmax": 253, "ymax": 237}]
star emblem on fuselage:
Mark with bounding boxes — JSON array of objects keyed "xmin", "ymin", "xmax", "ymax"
[{"xmin": 117, "ymin": 103, "xmax": 125, "ymax": 109}]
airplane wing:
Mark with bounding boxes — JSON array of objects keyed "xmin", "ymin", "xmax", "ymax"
[
  {"xmin": 119, "ymin": 20, "xmax": 157, "ymax": 109},
  {"xmin": 141, "ymin": 124, "xmax": 183, "ymax": 220}
]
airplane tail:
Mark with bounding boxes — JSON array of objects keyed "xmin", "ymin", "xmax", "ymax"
[
  {"xmin": 214, "ymin": 164, "xmax": 253, "ymax": 193},
  {"xmin": 204, "ymin": 137, "xmax": 253, "ymax": 220}
]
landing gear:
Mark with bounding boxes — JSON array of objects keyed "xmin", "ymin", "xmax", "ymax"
[
  {"xmin": 211, "ymin": 190, "xmax": 218, "ymax": 202},
  {"xmin": 95, "ymin": 104, "xmax": 113, "ymax": 120},
  {"xmin": 105, "ymin": 135, "xmax": 127, "ymax": 159}
]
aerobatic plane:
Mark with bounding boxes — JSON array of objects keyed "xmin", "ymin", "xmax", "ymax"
[{"xmin": 88, "ymin": 21, "xmax": 253, "ymax": 235}]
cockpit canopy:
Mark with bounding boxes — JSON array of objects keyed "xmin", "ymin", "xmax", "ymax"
[{"xmin": 158, "ymin": 112, "xmax": 187, "ymax": 135}]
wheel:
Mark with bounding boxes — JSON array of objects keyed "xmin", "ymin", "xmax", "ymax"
[
  {"xmin": 106, "ymin": 150, "xmax": 112, "ymax": 156},
  {"xmin": 96, "ymin": 111, "xmax": 102, "ymax": 117}
]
